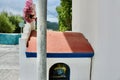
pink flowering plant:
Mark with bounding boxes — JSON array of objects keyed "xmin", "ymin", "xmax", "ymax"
[{"xmin": 23, "ymin": 0, "xmax": 36, "ymax": 23}]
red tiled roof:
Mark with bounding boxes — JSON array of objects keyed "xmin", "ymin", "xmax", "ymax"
[{"xmin": 26, "ymin": 30, "xmax": 94, "ymax": 54}]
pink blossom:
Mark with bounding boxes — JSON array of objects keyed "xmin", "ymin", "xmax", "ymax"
[{"xmin": 23, "ymin": 0, "xmax": 36, "ymax": 23}]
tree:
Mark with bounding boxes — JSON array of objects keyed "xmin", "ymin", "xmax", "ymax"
[
  {"xmin": 8, "ymin": 14, "xmax": 23, "ymax": 33},
  {"xmin": 0, "ymin": 12, "xmax": 15, "ymax": 33},
  {"xmin": 56, "ymin": 0, "xmax": 72, "ymax": 31},
  {"xmin": 0, "ymin": 11, "xmax": 23, "ymax": 33}
]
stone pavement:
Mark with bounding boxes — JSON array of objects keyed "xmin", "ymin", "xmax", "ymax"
[{"xmin": 0, "ymin": 45, "xmax": 19, "ymax": 80}]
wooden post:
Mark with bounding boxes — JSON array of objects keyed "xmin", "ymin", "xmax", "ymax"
[{"xmin": 37, "ymin": 0, "xmax": 47, "ymax": 80}]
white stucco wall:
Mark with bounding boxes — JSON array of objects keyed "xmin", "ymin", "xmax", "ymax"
[
  {"xmin": 72, "ymin": 0, "xmax": 98, "ymax": 45},
  {"xmin": 72, "ymin": 0, "xmax": 120, "ymax": 80},
  {"xmin": 47, "ymin": 58, "xmax": 91, "ymax": 80}
]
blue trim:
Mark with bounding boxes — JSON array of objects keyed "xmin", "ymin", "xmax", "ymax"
[
  {"xmin": 47, "ymin": 52, "xmax": 94, "ymax": 58},
  {"xmin": 25, "ymin": 52, "xmax": 94, "ymax": 58},
  {"xmin": 25, "ymin": 52, "xmax": 37, "ymax": 58}
]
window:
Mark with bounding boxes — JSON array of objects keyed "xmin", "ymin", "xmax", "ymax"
[{"xmin": 49, "ymin": 63, "xmax": 70, "ymax": 80}]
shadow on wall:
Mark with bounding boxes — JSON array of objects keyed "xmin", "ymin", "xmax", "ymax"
[{"xmin": 0, "ymin": 33, "xmax": 21, "ymax": 45}]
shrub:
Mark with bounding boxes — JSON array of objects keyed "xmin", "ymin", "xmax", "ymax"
[{"xmin": 0, "ymin": 14, "xmax": 15, "ymax": 33}]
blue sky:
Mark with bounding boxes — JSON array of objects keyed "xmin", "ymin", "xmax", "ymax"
[{"xmin": 0, "ymin": 0, "xmax": 60, "ymax": 22}]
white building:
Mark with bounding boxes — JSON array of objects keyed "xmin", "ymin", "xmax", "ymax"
[
  {"xmin": 19, "ymin": 0, "xmax": 120, "ymax": 80},
  {"xmin": 72, "ymin": 0, "xmax": 120, "ymax": 80}
]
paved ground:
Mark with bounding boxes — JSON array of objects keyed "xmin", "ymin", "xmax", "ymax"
[{"xmin": 0, "ymin": 45, "xmax": 19, "ymax": 80}]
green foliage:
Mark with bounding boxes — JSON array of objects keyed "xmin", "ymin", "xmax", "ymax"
[
  {"xmin": 9, "ymin": 15, "xmax": 23, "ymax": 33},
  {"xmin": 0, "ymin": 12, "xmax": 15, "ymax": 33},
  {"xmin": 0, "ymin": 11, "xmax": 23, "ymax": 33},
  {"xmin": 47, "ymin": 21, "xmax": 58, "ymax": 31},
  {"xmin": 56, "ymin": 0, "xmax": 72, "ymax": 31}
]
